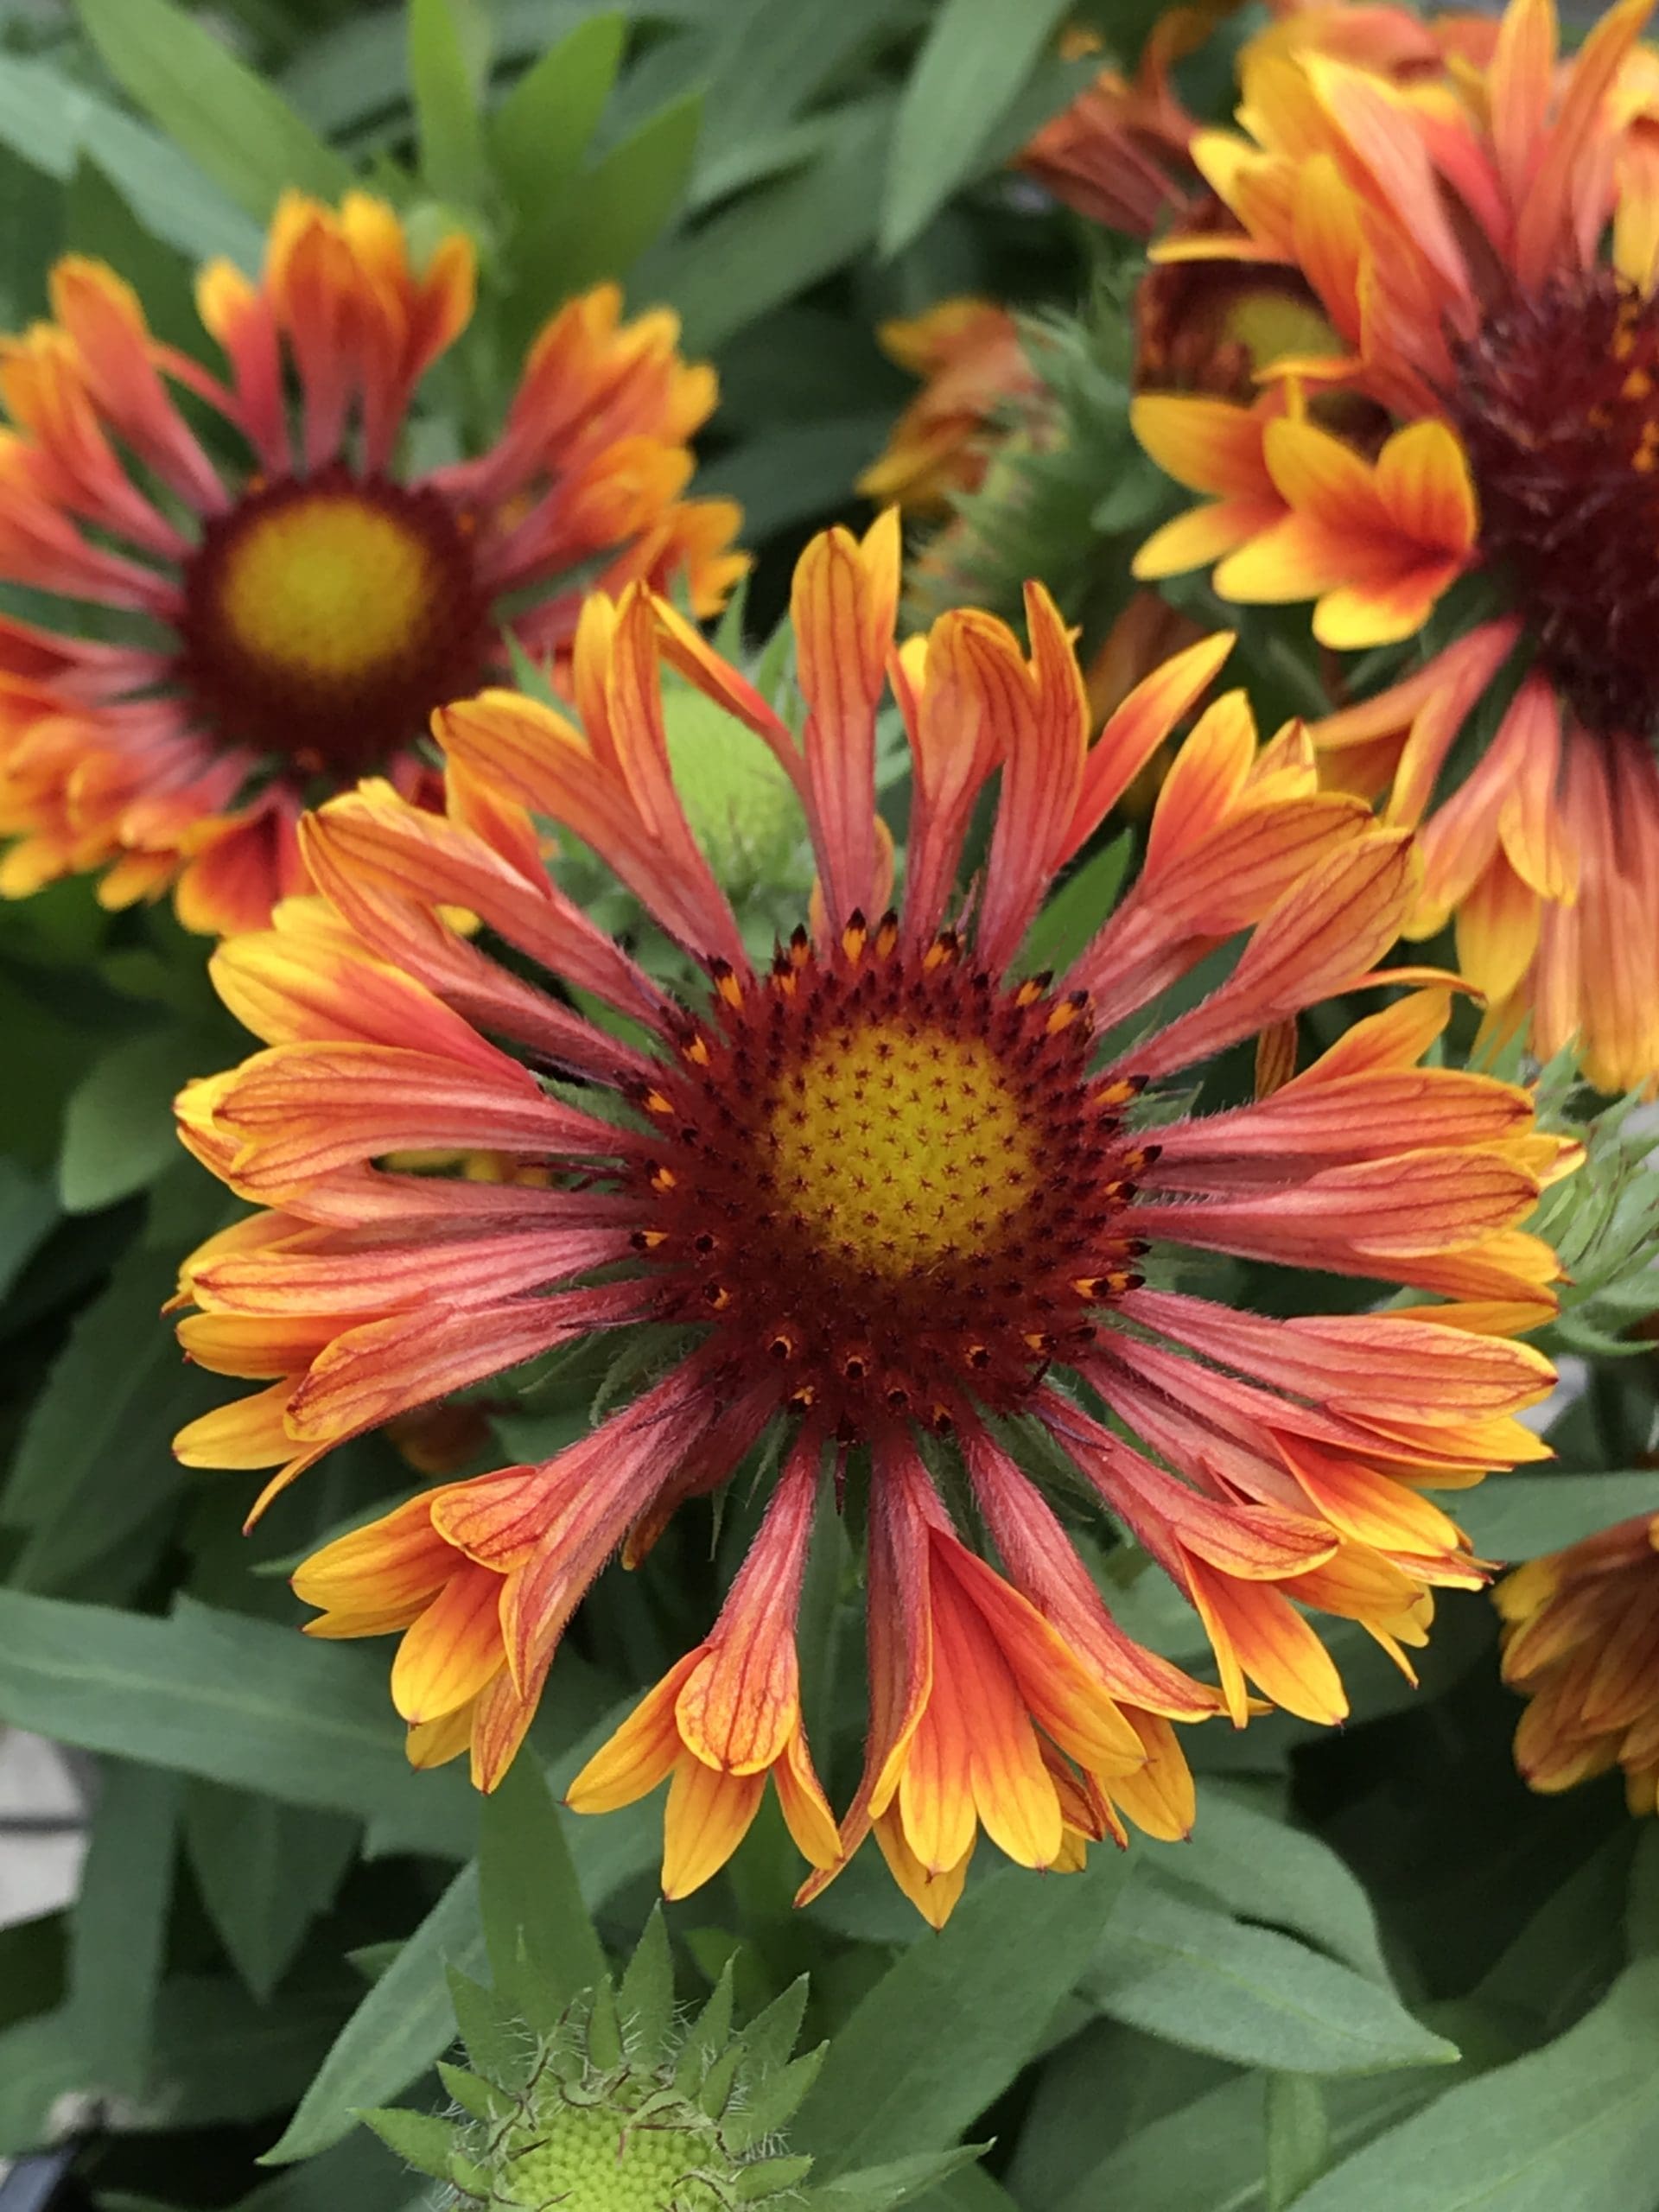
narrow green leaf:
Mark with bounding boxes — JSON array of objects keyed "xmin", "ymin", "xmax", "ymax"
[
  {"xmin": 880, "ymin": 0, "xmax": 1071, "ymax": 256},
  {"xmin": 2, "ymin": 1236, "xmax": 223, "ymax": 1592},
  {"xmin": 0, "ymin": 1159, "xmax": 57, "ymax": 1304},
  {"xmin": 263, "ymin": 1732, "xmax": 658, "ymax": 2160},
  {"xmin": 0, "ymin": 54, "xmax": 261, "ymax": 265},
  {"xmin": 1266, "ymin": 2072, "xmax": 1332, "ymax": 2209},
  {"xmin": 479, "ymin": 1751, "xmax": 606, "ymax": 2027},
  {"xmin": 1018, "ymin": 832, "xmax": 1133, "ymax": 977},
  {"xmin": 409, "ymin": 0, "xmax": 490, "ymax": 209},
  {"xmin": 1292, "ymin": 1960, "xmax": 1659, "ymax": 2210},
  {"xmin": 812, "ymin": 2148, "xmax": 990, "ymax": 2210},
  {"xmin": 796, "ymin": 1849, "xmax": 1133, "ymax": 2176},
  {"xmin": 0, "ymin": 1591, "xmax": 477, "ymax": 1858},
  {"xmin": 1084, "ymin": 1884, "xmax": 1459, "ymax": 2076},
  {"xmin": 697, "ymin": 413, "xmax": 896, "ymax": 541},
  {"xmin": 507, "ymin": 88, "xmax": 702, "ymax": 329},
  {"xmin": 264, "ymin": 1862, "xmax": 484, "ymax": 2166},
  {"xmin": 59, "ymin": 1025, "xmax": 209, "ymax": 1213},
  {"xmin": 67, "ymin": 1761, "xmax": 181, "ymax": 2098},
  {"xmin": 184, "ymin": 1782, "xmax": 359, "ymax": 2003},
  {"xmin": 491, "ymin": 13, "xmax": 624, "ymax": 213},
  {"xmin": 1175, "ymin": 1790, "xmax": 1391, "ymax": 1983},
  {"xmin": 1454, "ymin": 1472, "xmax": 1659, "ymax": 1563},
  {"xmin": 699, "ymin": 0, "xmax": 904, "ymax": 150},
  {"xmin": 73, "ymin": 0, "xmax": 350, "ymax": 220},
  {"xmin": 634, "ymin": 94, "xmax": 892, "ymax": 354}
]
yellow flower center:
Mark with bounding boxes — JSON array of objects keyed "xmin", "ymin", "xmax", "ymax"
[
  {"xmin": 217, "ymin": 488, "xmax": 438, "ymax": 684},
  {"xmin": 175, "ymin": 465, "xmax": 493, "ymax": 778},
  {"xmin": 766, "ymin": 1018, "xmax": 1039, "ymax": 1280}
]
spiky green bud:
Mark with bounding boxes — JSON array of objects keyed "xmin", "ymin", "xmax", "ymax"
[{"xmin": 362, "ymin": 1920, "xmax": 823, "ymax": 2212}]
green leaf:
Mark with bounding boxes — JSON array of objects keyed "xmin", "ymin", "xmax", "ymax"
[
  {"xmin": 1266, "ymin": 2073, "xmax": 1331, "ymax": 2209},
  {"xmin": 614, "ymin": 1904, "xmax": 674, "ymax": 2053},
  {"xmin": 0, "ymin": 54, "xmax": 262, "ymax": 265},
  {"xmin": 796, "ymin": 1848, "xmax": 1133, "ymax": 2177},
  {"xmin": 507, "ymin": 88, "xmax": 702, "ymax": 328},
  {"xmin": 73, "ymin": 0, "xmax": 351, "ymax": 221},
  {"xmin": 184, "ymin": 1782, "xmax": 359, "ymax": 2003},
  {"xmin": 1019, "ymin": 833, "xmax": 1134, "ymax": 977},
  {"xmin": 263, "ymin": 1723, "xmax": 658, "ymax": 2161},
  {"xmin": 59, "ymin": 1025, "xmax": 209, "ymax": 1213},
  {"xmin": 0, "ymin": 1591, "xmax": 477, "ymax": 1857},
  {"xmin": 637, "ymin": 94, "xmax": 892, "ymax": 354},
  {"xmin": 1083, "ymin": 1884, "xmax": 1459, "ymax": 2076},
  {"xmin": 698, "ymin": 0, "xmax": 905, "ymax": 151},
  {"xmin": 1454, "ymin": 1473, "xmax": 1659, "ymax": 1562},
  {"xmin": 812, "ymin": 2147, "xmax": 987, "ymax": 2210},
  {"xmin": 2, "ymin": 1235, "xmax": 225, "ymax": 1593},
  {"xmin": 264, "ymin": 1861, "xmax": 484, "ymax": 2166},
  {"xmin": 699, "ymin": 414, "xmax": 896, "ymax": 542},
  {"xmin": 1050, "ymin": 2069, "xmax": 1433, "ymax": 2212},
  {"xmin": 880, "ymin": 0, "xmax": 1070, "ymax": 256},
  {"xmin": 479, "ymin": 1751, "xmax": 606, "ymax": 2028},
  {"xmin": 1291, "ymin": 1960, "xmax": 1659, "ymax": 2210},
  {"xmin": 409, "ymin": 0, "xmax": 490, "ymax": 209},
  {"xmin": 0, "ymin": 1160, "xmax": 57, "ymax": 1304},
  {"xmin": 491, "ymin": 13, "xmax": 624, "ymax": 213},
  {"xmin": 357, "ymin": 2107, "xmax": 460, "ymax": 2181},
  {"xmin": 232, "ymin": 2131, "xmax": 416, "ymax": 2212},
  {"xmin": 1175, "ymin": 1790, "xmax": 1390, "ymax": 1983},
  {"xmin": 67, "ymin": 1761, "xmax": 181, "ymax": 2098}
]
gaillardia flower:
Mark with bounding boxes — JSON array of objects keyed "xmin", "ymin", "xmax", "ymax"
[
  {"xmin": 1130, "ymin": 0, "xmax": 1659, "ymax": 1089},
  {"xmin": 856, "ymin": 301, "xmax": 1047, "ymax": 516},
  {"xmin": 174, "ymin": 518, "xmax": 1567, "ymax": 1923},
  {"xmin": 0, "ymin": 192, "xmax": 741, "ymax": 932},
  {"xmin": 1497, "ymin": 1509, "xmax": 1659, "ymax": 1813}
]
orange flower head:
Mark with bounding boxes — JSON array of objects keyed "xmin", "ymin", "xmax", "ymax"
[
  {"xmin": 857, "ymin": 300, "xmax": 1048, "ymax": 517},
  {"xmin": 0, "ymin": 194, "xmax": 741, "ymax": 933},
  {"xmin": 1129, "ymin": 0, "xmax": 1659, "ymax": 1090},
  {"xmin": 1497, "ymin": 1509, "xmax": 1659, "ymax": 1813},
  {"xmin": 175, "ymin": 518, "xmax": 1569, "ymax": 1920}
]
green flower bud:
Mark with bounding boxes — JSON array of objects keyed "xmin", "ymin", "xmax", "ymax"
[
  {"xmin": 661, "ymin": 681, "xmax": 804, "ymax": 896},
  {"xmin": 364, "ymin": 1918, "xmax": 823, "ymax": 2212}
]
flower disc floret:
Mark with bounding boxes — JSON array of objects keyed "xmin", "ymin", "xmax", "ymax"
[{"xmin": 633, "ymin": 920, "xmax": 1145, "ymax": 1432}]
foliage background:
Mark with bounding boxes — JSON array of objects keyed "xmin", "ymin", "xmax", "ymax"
[{"xmin": 1, "ymin": 2, "xmax": 1658, "ymax": 2209}]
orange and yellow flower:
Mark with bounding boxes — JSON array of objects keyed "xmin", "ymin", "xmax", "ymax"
[
  {"xmin": 1018, "ymin": 16, "xmax": 1207, "ymax": 240},
  {"xmin": 1131, "ymin": 0, "xmax": 1659, "ymax": 1089},
  {"xmin": 856, "ymin": 301, "xmax": 1047, "ymax": 517},
  {"xmin": 0, "ymin": 191, "xmax": 742, "ymax": 934},
  {"xmin": 1497, "ymin": 1508, "xmax": 1659, "ymax": 1813},
  {"xmin": 174, "ymin": 518, "xmax": 1568, "ymax": 1921}
]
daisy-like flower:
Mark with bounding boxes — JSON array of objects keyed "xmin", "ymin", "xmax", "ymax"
[
  {"xmin": 1130, "ymin": 0, "xmax": 1659, "ymax": 1089},
  {"xmin": 855, "ymin": 301, "xmax": 1047, "ymax": 517},
  {"xmin": 0, "ymin": 191, "xmax": 741, "ymax": 934},
  {"xmin": 1497, "ymin": 1510, "xmax": 1659, "ymax": 1813},
  {"xmin": 173, "ymin": 518, "xmax": 1567, "ymax": 1923}
]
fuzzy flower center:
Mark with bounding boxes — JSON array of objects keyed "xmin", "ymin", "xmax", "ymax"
[
  {"xmin": 634, "ymin": 917, "xmax": 1147, "ymax": 1438},
  {"xmin": 1449, "ymin": 268, "xmax": 1659, "ymax": 739},
  {"xmin": 175, "ymin": 464, "xmax": 493, "ymax": 778},
  {"xmin": 766, "ymin": 1018, "xmax": 1039, "ymax": 1279}
]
